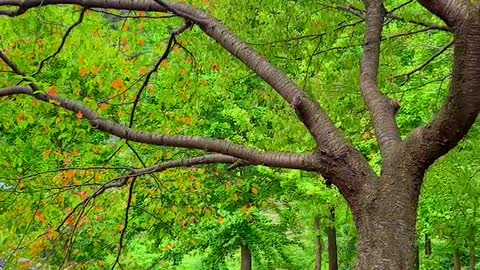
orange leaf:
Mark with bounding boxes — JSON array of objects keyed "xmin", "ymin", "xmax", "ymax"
[
  {"xmin": 139, "ymin": 66, "xmax": 149, "ymax": 76},
  {"xmin": 79, "ymin": 67, "xmax": 89, "ymax": 77},
  {"xmin": 111, "ymin": 78, "xmax": 125, "ymax": 90},
  {"xmin": 173, "ymin": 45, "xmax": 181, "ymax": 52},
  {"xmin": 47, "ymin": 86, "xmax": 57, "ymax": 97},
  {"xmin": 47, "ymin": 230, "xmax": 57, "ymax": 240},
  {"xmin": 77, "ymin": 191, "xmax": 88, "ymax": 200},
  {"xmin": 72, "ymin": 149, "xmax": 80, "ymax": 157},
  {"xmin": 32, "ymin": 100, "xmax": 39, "ymax": 106},
  {"xmin": 120, "ymin": 37, "xmax": 128, "ymax": 45},
  {"xmin": 66, "ymin": 216, "xmax": 75, "ymax": 227},
  {"xmin": 217, "ymin": 216, "xmax": 224, "ymax": 224},
  {"xmin": 122, "ymin": 24, "xmax": 130, "ymax": 31},
  {"xmin": 160, "ymin": 60, "xmax": 169, "ymax": 69},
  {"xmin": 92, "ymin": 29, "xmax": 100, "ymax": 37},
  {"xmin": 100, "ymin": 103, "xmax": 108, "ymax": 110},
  {"xmin": 212, "ymin": 64, "xmax": 220, "ymax": 72},
  {"xmin": 98, "ymin": 260, "xmax": 105, "ymax": 268},
  {"xmin": 76, "ymin": 111, "xmax": 83, "ymax": 119},
  {"xmin": 35, "ymin": 212, "xmax": 46, "ymax": 223},
  {"xmin": 43, "ymin": 149, "xmax": 52, "ymax": 158},
  {"xmin": 139, "ymin": 40, "xmax": 145, "ymax": 47},
  {"xmin": 179, "ymin": 69, "xmax": 187, "ymax": 76},
  {"xmin": 64, "ymin": 157, "xmax": 72, "ymax": 166},
  {"xmin": 251, "ymin": 187, "xmax": 258, "ymax": 195},
  {"xmin": 65, "ymin": 170, "xmax": 75, "ymax": 180},
  {"xmin": 180, "ymin": 117, "xmax": 192, "ymax": 125},
  {"xmin": 37, "ymin": 38, "xmax": 44, "ymax": 46}
]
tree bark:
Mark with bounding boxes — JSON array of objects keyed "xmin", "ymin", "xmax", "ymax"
[
  {"xmin": 314, "ymin": 215, "xmax": 323, "ymax": 270},
  {"xmin": 327, "ymin": 207, "xmax": 338, "ymax": 270},
  {"xmin": 241, "ymin": 244, "xmax": 252, "ymax": 270},
  {"xmin": 470, "ymin": 234, "xmax": 476, "ymax": 270},
  {"xmin": 454, "ymin": 248, "xmax": 462, "ymax": 270},
  {"xmin": 352, "ymin": 167, "xmax": 422, "ymax": 270}
]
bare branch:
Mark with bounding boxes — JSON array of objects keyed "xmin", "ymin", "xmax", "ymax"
[{"xmin": 360, "ymin": 0, "xmax": 401, "ymax": 155}]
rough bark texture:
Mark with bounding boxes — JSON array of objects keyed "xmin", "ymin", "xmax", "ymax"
[
  {"xmin": 314, "ymin": 215, "xmax": 323, "ymax": 270},
  {"xmin": 241, "ymin": 244, "xmax": 252, "ymax": 270},
  {"xmin": 327, "ymin": 208, "xmax": 338, "ymax": 270}
]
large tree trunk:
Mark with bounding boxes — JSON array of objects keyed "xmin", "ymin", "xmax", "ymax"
[
  {"xmin": 241, "ymin": 244, "xmax": 252, "ymax": 270},
  {"xmin": 314, "ymin": 215, "xmax": 323, "ymax": 270},
  {"xmin": 352, "ymin": 170, "xmax": 421, "ymax": 270},
  {"xmin": 327, "ymin": 207, "xmax": 338, "ymax": 270}
]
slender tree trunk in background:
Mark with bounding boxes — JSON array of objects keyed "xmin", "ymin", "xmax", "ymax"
[
  {"xmin": 470, "ymin": 234, "xmax": 476, "ymax": 270},
  {"xmin": 241, "ymin": 244, "xmax": 252, "ymax": 270},
  {"xmin": 454, "ymin": 248, "xmax": 462, "ymax": 270},
  {"xmin": 327, "ymin": 207, "xmax": 338, "ymax": 270},
  {"xmin": 314, "ymin": 215, "xmax": 323, "ymax": 270},
  {"xmin": 425, "ymin": 234, "xmax": 432, "ymax": 257}
]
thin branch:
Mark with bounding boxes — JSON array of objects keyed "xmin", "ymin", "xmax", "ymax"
[
  {"xmin": 336, "ymin": 4, "xmax": 451, "ymax": 32},
  {"xmin": 128, "ymin": 20, "xmax": 192, "ymax": 128},
  {"xmin": 112, "ymin": 177, "xmax": 136, "ymax": 270},
  {"xmin": 1, "ymin": 166, "xmax": 131, "ymax": 182},
  {"xmin": 90, "ymin": 8, "xmax": 174, "ymax": 19},
  {"xmin": 394, "ymin": 41, "xmax": 453, "ymax": 84},
  {"xmin": 32, "ymin": 7, "xmax": 87, "ymax": 76}
]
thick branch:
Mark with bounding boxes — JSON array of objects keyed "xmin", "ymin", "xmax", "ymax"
[
  {"xmin": 153, "ymin": 1, "xmax": 349, "ymax": 152},
  {"xmin": 406, "ymin": 8, "xmax": 480, "ymax": 168},
  {"xmin": 361, "ymin": 0, "xmax": 401, "ymax": 155},
  {"xmin": 417, "ymin": 0, "xmax": 472, "ymax": 28},
  {"xmin": 0, "ymin": 85, "xmax": 314, "ymax": 170}
]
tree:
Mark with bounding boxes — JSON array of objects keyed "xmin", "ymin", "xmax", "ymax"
[{"xmin": 0, "ymin": 0, "xmax": 479, "ymax": 269}]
